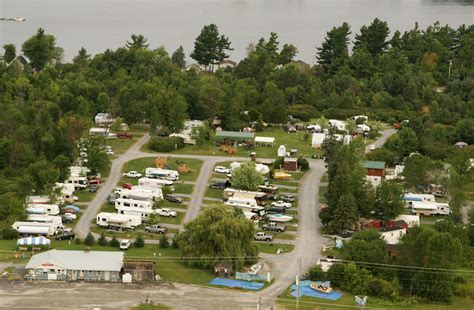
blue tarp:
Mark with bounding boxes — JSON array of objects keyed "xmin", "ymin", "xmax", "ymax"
[
  {"xmin": 290, "ymin": 280, "xmax": 343, "ymax": 300},
  {"xmin": 209, "ymin": 277, "xmax": 265, "ymax": 290}
]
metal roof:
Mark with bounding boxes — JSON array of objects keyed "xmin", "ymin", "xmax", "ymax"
[
  {"xmin": 215, "ymin": 131, "xmax": 255, "ymax": 140},
  {"xmin": 363, "ymin": 161, "xmax": 385, "ymax": 170},
  {"xmin": 26, "ymin": 250, "xmax": 124, "ymax": 271}
]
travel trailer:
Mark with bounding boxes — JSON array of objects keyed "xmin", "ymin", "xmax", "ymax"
[
  {"xmin": 138, "ymin": 177, "xmax": 174, "ymax": 190},
  {"xmin": 114, "ymin": 198, "xmax": 153, "ymax": 210},
  {"xmin": 115, "ymin": 206, "xmax": 153, "ymax": 222},
  {"xmin": 54, "ymin": 183, "xmax": 78, "ymax": 204},
  {"xmin": 69, "ymin": 166, "xmax": 90, "ymax": 176},
  {"xmin": 402, "ymin": 193, "xmax": 436, "ymax": 208},
  {"xmin": 223, "ymin": 188, "xmax": 267, "ymax": 205},
  {"xmin": 26, "ymin": 195, "xmax": 51, "ymax": 205},
  {"xmin": 410, "ymin": 202, "xmax": 451, "ymax": 216},
  {"xmin": 27, "ymin": 214, "xmax": 63, "ymax": 225},
  {"xmin": 225, "ymin": 197, "xmax": 263, "ymax": 210},
  {"xmin": 145, "ymin": 168, "xmax": 179, "ymax": 181},
  {"xmin": 26, "ymin": 204, "xmax": 60, "ymax": 216},
  {"xmin": 118, "ymin": 187, "xmax": 163, "ymax": 201},
  {"xmin": 12, "ymin": 221, "xmax": 64, "ymax": 236},
  {"xmin": 65, "ymin": 176, "xmax": 88, "ymax": 190},
  {"xmin": 96, "ymin": 212, "xmax": 141, "ymax": 230}
]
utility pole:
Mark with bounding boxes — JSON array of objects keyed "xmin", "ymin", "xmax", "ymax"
[
  {"xmin": 296, "ymin": 257, "xmax": 302, "ymax": 310},
  {"xmin": 257, "ymin": 297, "xmax": 261, "ymax": 310},
  {"xmin": 448, "ymin": 60, "xmax": 452, "ymax": 80}
]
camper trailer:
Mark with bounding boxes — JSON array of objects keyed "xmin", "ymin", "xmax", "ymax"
[
  {"xmin": 27, "ymin": 214, "xmax": 63, "ymax": 225},
  {"xmin": 114, "ymin": 198, "xmax": 153, "ymax": 210},
  {"xmin": 12, "ymin": 221, "xmax": 63, "ymax": 236},
  {"xmin": 225, "ymin": 197, "xmax": 262, "ymax": 210},
  {"xmin": 115, "ymin": 206, "xmax": 153, "ymax": 222},
  {"xmin": 65, "ymin": 176, "xmax": 88, "ymax": 190},
  {"xmin": 145, "ymin": 168, "xmax": 179, "ymax": 181},
  {"xmin": 138, "ymin": 177, "xmax": 174, "ymax": 190},
  {"xmin": 402, "ymin": 193, "xmax": 436, "ymax": 208},
  {"xmin": 26, "ymin": 195, "xmax": 50, "ymax": 205},
  {"xmin": 223, "ymin": 188, "xmax": 267, "ymax": 205},
  {"xmin": 411, "ymin": 202, "xmax": 451, "ymax": 216},
  {"xmin": 69, "ymin": 166, "xmax": 90, "ymax": 176},
  {"xmin": 26, "ymin": 204, "xmax": 60, "ymax": 216},
  {"xmin": 119, "ymin": 187, "xmax": 162, "ymax": 201},
  {"xmin": 96, "ymin": 212, "xmax": 141, "ymax": 230},
  {"xmin": 132, "ymin": 186, "xmax": 163, "ymax": 200},
  {"xmin": 55, "ymin": 183, "xmax": 78, "ymax": 204}
]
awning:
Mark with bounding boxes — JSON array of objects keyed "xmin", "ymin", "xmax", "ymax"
[
  {"xmin": 255, "ymin": 136, "xmax": 275, "ymax": 146},
  {"xmin": 17, "ymin": 236, "xmax": 51, "ymax": 246}
]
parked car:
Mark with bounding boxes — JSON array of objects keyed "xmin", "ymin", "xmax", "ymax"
[
  {"xmin": 254, "ymin": 232, "xmax": 273, "ymax": 242},
  {"xmin": 165, "ymin": 194, "xmax": 183, "ymax": 204},
  {"xmin": 120, "ymin": 239, "xmax": 131, "ymax": 250},
  {"xmin": 155, "ymin": 208, "xmax": 177, "ymax": 217},
  {"xmin": 56, "ymin": 229, "xmax": 75, "ymax": 240},
  {"xmin": 214, "ymin": 166, "xmax": 231, "ymax": 174},
  {"xmin": 145, "ymin": 225, "xmax": 168, "ymax": 234},
  {"xmin": 89, "ymin": 178, "xmax": 103, "ymax": 185},
  {"xmin": 122, "ymin": 183, "xmax": 133, "ymax": 190},
  {"xmin": 271, "ymin": 200, "xmax": 292, "ymax": 209},
  {"xmin": 117, "ymin": 132, "xmax": 133, "ymax": 139},
  {"xmin": 123, "ymin": 171, "xmax": 142, "ymax": 178},
  {"xmin": 63, "ymin": 213, "xmax": 77, "ymax": 221},
  {"xmin": 261, "ymin": 222, "xmax": 286, "ymax": 232},
  {"xmin": 369, "ymin": 144, "xmax": 376, "ymax": 151},
  {"xmin": 265, "ymin": 206, "xmax": 286, "ymax": 214},
  {"xmin": 210, "ymin": 181, "xmax": 228, "ymax": 189},
  {"xmin": 89, "ymin": 184, "xmax": 99, "ymax": 193},
  {"xmin": 280, "ymin": 194, "xmax": 296, "ymax": 202},
  {"xmin": 106, "ymin": 150, "xmax": 114, "ymax": 156}
]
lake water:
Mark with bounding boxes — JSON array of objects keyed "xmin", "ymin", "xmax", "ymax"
[{"xmin": 1, "ymin": 0, "xmax": 473, "ymax": 63}]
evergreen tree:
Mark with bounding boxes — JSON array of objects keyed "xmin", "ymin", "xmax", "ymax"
[
  {"xmin": 277, "ymin": 44, "xmax": 298, "ymax": 65},
  {"xmin": 110, "ymin": 235, "xmax": 120, "ymax": 247},
  {"xmin": 171, "ymin": 46, "xmax": 186, "ymax": 69},
  {"xmin": 126, "ymin": 34, "xmax": 149, "ymax": 49},
  {"xmin": 353, "ymin": 18, "xmax": 390, "ymax": 56},
  {"xmin": 72, "ymin": 47, "xmax": 90, "ymax": 67},
  {"xmin": 191, "ymin": 24, "xmax": 231, "ymax": 72},
  {"xmin": 22, "ymin": 28, "xmax": 56, "ymax": 70},
  {"xmin": 134, "ymin": 234, "xmax": 145, "ymax": 248},
  {"xmin": 98, "ymin": 232, "xmax": 108, "ymax": 246},
  {"xmin": 159, "ymin": 235, "xmax": 169, "ymax": 248},
  {"xmin": 329, "ymin": 192, "xmax": 358, "ymax": 233},
  {"xmin": 3, "ymin": 44, "xmax": 16, "ymax": 63},
  {"xmin": 316, "ymin": 22, "xmax": 351, "ymax": 75},
  {"xmin": 374, "ymin": 181, "xmax": 404, "ymax": 220},
  {"xmin": 84, "ymin": 232, "xmax": 95, "ymax": 246}
]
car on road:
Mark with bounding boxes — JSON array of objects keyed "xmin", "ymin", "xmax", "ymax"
[
  {"xmin": 209, "ymin": 181, "xmax": 229, "ymax": 189},
  {"xmin": 56, "ymin": 229, "xmax": 75, "ymax": 240},
  {"xmin": 280, "ymin": 194, "xmax": 296, "ymax": 202},
  {"xmin": 254, "ymin": 232, "xmax": 273, "ymax": 242},
  {"xmin": 144, "ymin": 225, "xmax": 168, "ymax": 234},
  {"xmin": 120, "ymin": 239, "xmax": 131, "ymax": 250},
  {"xmin": 123, "ymin": 171, "xmax": 142, "ymax": 178},
  {"xmin": 164, "ymin": 194, "xmax": 183, "ymax": 204},
  {"xmin": 155, "ymin": 208, "xmax": 177, "ymax": 217},
  {"xmin": 122, "ymin": 183, "xmax": 133, "ymax": 190},
  {"xmin": 214, "ymin": 166, "xmax": 231, "ymax": 174},
  {"xmin": 261, "ymin": 222, "xmax": 286, "ymax": 232},
  {"xmin": 271, "ymin": 200, "xmax": 292, "ymax": 209},
  {"xmin": 369, "ymin": 144, "xmax": 376, "ymax": 151}
]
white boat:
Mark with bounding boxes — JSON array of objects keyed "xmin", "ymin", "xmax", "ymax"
[
  {"xmin": 14, "ymin": 17, "xmax": 26, "ymax": 22},
  {"xmin": 268, "ymin": 214, "xmax": 293, "ymax": 222}
]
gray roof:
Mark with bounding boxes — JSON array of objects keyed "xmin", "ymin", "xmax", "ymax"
[
  {"xmin": 215, "ymin": 131, "xmax": 255, "ymax": 140},
  {"xmin": 26, "ymin": 249, "xmax": 123, "ymax": 271}
]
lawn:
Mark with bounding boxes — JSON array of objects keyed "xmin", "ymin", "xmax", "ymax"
[
  {"xmin": 205, "ymin": 188, "xmax": 224, "ymax": 199},
  {"xmin": 174, "ymin": 183, "xmax": 194, "ymax": 195},
  {"xmin": 319, "ymin": 185, "xmax": 327, "ymax": 204},
  {"xmin": 107, "ymin": 134, "xmax": 143, "ymax": 155},
  {"xmin": 75, "ymin": 190, "xmax": 96, "ymax": 202},
  {"xmin": 156, "ymin": 212, "xmax": 184, "ymax": 225},
  {"xmin": 122, "ymin": 157, "xmax": 203, "ymax": 182},
  {"xmin": 256, "ymin": 242, "xmax": 294, "ymax": 254}
]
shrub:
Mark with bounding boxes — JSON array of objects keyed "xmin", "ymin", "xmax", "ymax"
[
  {"xmin": 110, "ymin": 235, "xmax": 120, "ymax": 247},
  {"xmin": 98, "ymin": 232, "xmax": 108, "ymax": 246},
  {"xmin": 1, "ymin": 228, "xmax": 18, "ymax": 240},
  {"xmin": 148, "ymin": 136, "xmax": 185, "ymax": 152},
  {"xmin": 297, "ymin": 157, "xmax": 310, "ymax": 171},
  {"xmin": 159, "ymin": 235, "xmax": 169, "ymax": 248},
  {"xmin": 308, "ymin": 265, "xmax": 326, "ymax": 281},
  {"xmin": 134, "ymin": 234, "xmax": 145, "ymax": 248},
  {"xmin": 287, "ymin": 104, "xmax": 320, "ymax": 121},
  {"xmin": 74, "ymin": 238, "xmax": 82, "ymax": 245},
  {"xmin": 172, "ymin": 235, "xmax": 179, "ymax": 249},
  {"xmin": 84, "ymin": 232, "xmax": 95, "ymax": 246}
]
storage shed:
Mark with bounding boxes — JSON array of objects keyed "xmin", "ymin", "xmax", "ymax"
[
  {"xmin": 363, "ymin": 161, "xmax": 386, "ymax": 177},
  {"xmin": 284, "ymin": 158, "xmax": 298, "ymax": 171},
  {"xmin": 214, "ymin": 262, "xmax": 234, "ymax": 278}
]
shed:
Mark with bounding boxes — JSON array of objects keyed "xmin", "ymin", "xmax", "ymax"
[
  {"xmin": 255, "ymin": 136, "xmax": 275, "ymax": 147},
  {"xmin": 363, "ymin": 161, "xmax": 385, "ymax": 177},
  {"xmin": 277, "ymin": 145, "xmax": 287, "ymax": 157},
  {"xmin": 284, "ymin": 158, "xmax": 298, "ymax": 171},
  {"xmin": 214, "ymin": 262, "xmax": 234, "ymax": 278}
]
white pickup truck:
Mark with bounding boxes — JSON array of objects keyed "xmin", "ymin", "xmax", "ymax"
[
  {"xmin": 155, "ymin": 208, "xmax": 177, "ymax": 218},
  {"xmin": 254, "ymin": 232, "xmax": 273, "ymax": 242}
]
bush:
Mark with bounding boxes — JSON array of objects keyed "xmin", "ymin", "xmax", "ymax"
[
  {"xmin": 1, "ymin": 228, "xmax": 18, "ymax": 240},
  {"xmin": 110, "ymin": 235, "xmax": 120, "ymax": 247},
  {"xmin": 297, "ymin": 157, "xmax": 310, "ymax": 171},
  {"xmin": 98, "ymin": 232, "xmax": 108, "ymax": 246},
  {"xmin": 84, "ymin": 232, "xmax": 95, "ymax": 246},
  {"xmin": 134, "ymin": 234, "xmax": 145, "ymax": 248},
  {"xmin": 159, "ymin": 235, "xmax": 169, "ymax": 248},
  {"xmin": 287, "ymin": 104, "xmax": 320, "ymax": 121},
  {"xmin": 148, "ymin": 136, "xmax": 185, "ymax": 152},
  {"xmin": 172, "ymin": 235, "xmax": 179, "ymax": 249},
  {"xmin": 74, "ymin": 238, "xmax": 82, "ymax": 245},
  {"xmin": 308, "ymin": 265, "xmax": 326, "ymax": 281}
]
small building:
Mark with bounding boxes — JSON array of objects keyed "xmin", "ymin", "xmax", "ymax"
[
  {"xmin": 218, "ymin": 59, "xmax": 237, "ymax": 69},
  {"xmin": 8, "ymin": 55, "xmax": 29, "ymax": 70},
  {"xmin": 89, "ymin": 127, "xmax": 109, "ymax": 137},
  {"xmin": 394, "ymin": 214, "xmax": 420, "ymax": 227},
  {"xmin": 215, "ymin": 131, "xmax": 255, "ymax": 144},
  {"xmin": 284, "ymin": 158, "xmax": 298, "ymax": 171},
  {"xmin": 25, "ymin": 249, "xmax": 123, "ymax": 282},
  {"xmin": 122, "ymin": 260, "xmax": 155, "ymax": 282},
  {"xmin": 379, "ymin": 226, "xmax": 406, "ymax": 245},
  {"xmin": 363, "ymin": 161, "xmax": 385, "ymax": 177},
  {"xmin": 255, "ymin": 136, "xmax": 275, "ymax": 147},
  {"xmin": 277, "ymin": 145, "xmax": 287, "ymax": 157},
  {"xmin": 214, "ymin": 262, "xmax": 234, "ymax": 278}
]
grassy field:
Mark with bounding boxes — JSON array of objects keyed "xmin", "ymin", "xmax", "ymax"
[
  {"xmin": 107, "ymin": 134, "xmax": 143, "ymax": 155},
  {"xmin": 122, "ymin": 157, "xmax": 203, "ymax": 182},
  {"xmin": 174, "ymin": 183, "xmax": 194, "ymax": 195},
  {"xmin": 256, "ymin": 242, "xmax": 294, "ymax": 254},
  {"xmin": 205, "ymin": 188, "xmax": 224, "ymax": 199},
  {"xmin": 156, "ymin": 212, "xmax": 184, "ymax": 225},
  {"xmin": 75, "ymin": 190, "xmax": 96, "ymax": 202}
]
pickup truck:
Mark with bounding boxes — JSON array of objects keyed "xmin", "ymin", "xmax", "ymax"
[
  {"xmin": 254, "ymin": 232, "xmax": 273, "ymax": 242},
  {"xmin": 165, "ymin": 194, "xmax": 183, "ymax": 204},
  {"xmin": 56, "ymin": 229, "xmax": 75, "ymax": 240},
  {"xmin": 145, "ymin": 225, "xmax": 168, "ymax": 234},
  {"xmin": 155, "ymin": 208, "xmax": 177, "ymax": 217},
  {"xmin": 271, "ymin": 200, "xmax": 292, "ymax": 209},
  {"xmin": 261, "ymin": 222, "xmax": 286, "ymax": 232}
]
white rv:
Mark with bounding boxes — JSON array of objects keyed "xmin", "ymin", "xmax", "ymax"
[
  {"xmin": 115, "ymin": 206, "xmax": 153, "ymax": 222},
  {"xmin": 118, "ymin": 190, "xmax": 154, "ymax": 202},
  {"xmin": 410, "ymin": 201, "xmax": 451, "ymax": 216},
  {"xmin": 12, "ymin": 221, "xmax": 63, "ymax": 236},
  {"xmin": 26, "ymin": 204, "xmax": 60, "ymax": 216},
  {"xmin": 27, "ymin": 214, "xmax": 63, "ymax": 225},
  {"xmin": 114, "ymin": 198, "xmax": 152, "ymax": 210},
  {"xmin": 126, "ymin": 186, "xmax": 163, "ymax": 201},
  {"xmin": 138, "ymin": 177, "xmax": 174, "ymax": 190},
  {"xmin": 225, "ymin": 197, "xmax": 262, "ymax": 210},
  {"xmin": 66, "ymin": 176, "xmax": 88, "ymax": 190},
  {"xmin": 26, "ymin": 195, "xmax": 50, "ymax": 205},
  {"xmin": 328, "ymin": 119, "xmax": 347, "ymax": 131},
  {"xmin": 145, "ymin": 168, "xmax": 179, "ymax": 181},
  {"xmin": 402, "ymin": 193, "xmax": 436, "ymax": 208},
  {"xmin": 69, "ymin": 166, "xmax": 90, "ymax": 176},
  {"xmin": 54, "ymin": 183, "xmax": 78, "ymax": 203},
  {"xmin": 96, "ymin": 212, "xmax": 141, "ymax": 230}
]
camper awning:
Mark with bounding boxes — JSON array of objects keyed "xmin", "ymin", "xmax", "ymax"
[{"xmin": 255, "ymin": 136, "xmax": 275, "ymax": 146}]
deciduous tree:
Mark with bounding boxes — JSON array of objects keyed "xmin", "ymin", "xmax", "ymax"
[{"xmin": 232, "ymin": 162, "xmax": 264, "ymax": 191}]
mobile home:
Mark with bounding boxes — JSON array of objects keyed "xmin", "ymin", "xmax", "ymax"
[
  {"xmin": 402, "ymin": 193, "xmax": 436, "ymax": 208},
  {"xmin": 27, "ymin": 214, "xmax": 63, "ymax": 225},
  {"xmin": 114, "ymin": 198, "xmax": 153, "ymax": 210},
  {"xmin": 96, "ymin": 212, "xmax": 141, "ymax": 230},
  {"xmin": 410, "ymin": 201, "xmax": 451, "ymax": 216},
  {"xmin": 138, "ymin": 177, "xmax": 175, "ymax": 190},
  {"xmin": 115, "ymin": 206, "xmax": 153, "ymax": 222},
  {"xmin": 145, "ymin": 168, "xmax": 179, "ymax": 181},
  {"xmin": 26, "ymin": 204, "xmax": 60, "ymax": 216}
]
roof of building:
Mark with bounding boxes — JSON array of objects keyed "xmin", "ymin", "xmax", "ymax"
[
  {"xmin": 284, "ymin": 158, "xmax": 298, "ymax": 163},
  {"xmin": 379, "ymin": 226, "xmax": 406, "ymax": 233},
  {"xmin": 363, "ymin": 161, "xmax": 386, "ymax": 170},
  {"xmin": 26, "ymin": 250, "xmax": 124, "ymax": 271},
  {"xmin": 215, "ymin": 131, "xmax": 255, "ymax": 140}
]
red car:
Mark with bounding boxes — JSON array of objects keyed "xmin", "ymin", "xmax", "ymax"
[
  {"xmin": 89, "ymin": 178, "xmax": 103, "ymax": 185},
  {"xmin": 122, "ymin": 183, "xmax": 133, "ymax": 190},
  {"xmin": 117, "ymin": 132, "xmax": 133, "ymax": 139}
]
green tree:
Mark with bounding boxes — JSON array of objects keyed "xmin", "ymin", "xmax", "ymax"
[
  {"xmin": 27, "ymin": 160, "xmax": 60, "ymax": 194},
  {"xmin": 171, "ymin": 46, "xmax": 186, "ymax": 69},
  {"xmin": 316, "ymin": 22, "xmax": 351, "ymax": 75},
  {"xmin": 84, "ymin": 232, "xmax": 95, "ymax": 246},
  {"xmin": 126, "ymin": 34, "xmax": 149, "ymax": 49},
  {"xmin": 85, "ymin": 138, "xmax": 110, "ymax": 175},
  {"xmin": 329, "ymin": 192, "xmax": 358, "ymax": 233},
  {"xmin": 159, "ymin": 235, "xmax": 169, "ymax": 248},
  {"xmin": 177, "ymin": 205, "xmax": 258, "ymax": 269},
  {"xmin": 134, "ymin": 234, "xmax": 145, "ymax": 248},
  {"xmin": 231, "ymin": 162, "xmax": 264, "ymax": 191},
  {"xmin": 3, "ymin": 44, "xmax": 16, "ymax": 63},
  {"xmin": 110, "ymin": 235, "xmax": 120, "ymax": 247},
  {"xmin": 374, "ymin": 181, "xmax": 404, "ymax": 220},
  {"xmin": 277, "ymin": 44, "xmax": 298, "ymax": 65},
  {"xmin": 402, "ymin": 154, "xmax": 434, "ymax": 190},
  {"xmin": 72, "ymin": 47, "xmax": 90, "ymax": 67},
  {"xmin": 22, "ymin": 28, "xmax": 56, "ymax": 70},
  {"xmin": 456, "ymin": 118, "xmax": 474, "ymax": 144},
  {"xmin": 190, "ymin": 24, "xmax": 232, "ymax": 72},
  {"xmin": 98, "ymin": 232, "xmax": 108, "ymax": 246},
  {"xmin": 353, "ymin": 18, "xmax": 390, "ymax": 56}
]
